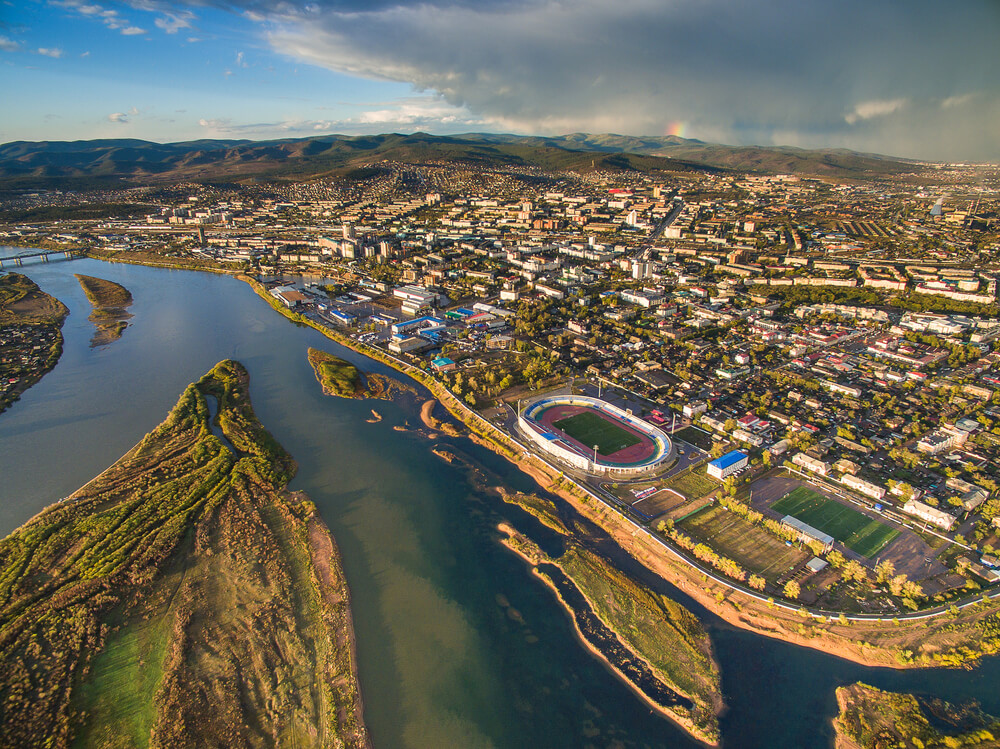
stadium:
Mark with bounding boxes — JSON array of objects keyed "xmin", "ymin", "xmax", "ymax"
[{"xmin": 517, "ymin": 395, "xmax": 673, "ymax": 477}]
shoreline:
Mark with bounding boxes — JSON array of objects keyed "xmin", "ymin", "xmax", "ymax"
[
  {"xmin": 75, "ymin": 256, "xmax": 1000, "ymax": 671},
  {"xmin": 498, "ymin": 523, "xmax": 719, "ymax": 746}
]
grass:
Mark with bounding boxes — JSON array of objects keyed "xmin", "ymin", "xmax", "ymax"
[
  {"xmin": 772, "ymin": 486, "xmax": 899, "ymax": 557},
  {"xmin": 679, "ymin": 505, "xmax": 809, "ymax": 581},
  {"xmin": 664, "ymin": 470, "xmax": 719, "ymax": 500},
  {"xmin": 553, "ymin": 410, "xmax": 641, "ymax": 455},
  {"xmin": 74, "ymin": 274, "xmax": 133, "ymax": 308},
  {"xmin": 307, "ymin": 347, "xmax": 361, "ymax": 398},
  {"xmin": 72, "ymin": 608, "xmax": 173, "ymax": 749},
  {"xmin": 555, "ymin": 545, "xmax": 720, "ymax": 739}
]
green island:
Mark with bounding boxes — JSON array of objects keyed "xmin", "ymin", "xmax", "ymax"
[
  {"xmin": 834, "ymin": 683, "xmax": 1000, "ymax": 749},
  {"xmin": 74, "ymin": 273, "xmax": 133, "ymax": 346},
  {"xmin": 499, "ymin": 522, "xmax": 721, "ymax": 744},
  {"xmin": 307, "ymin": 346, "xmax": 414, "ymax": 400},
  {"xmin": 0, "ymin": 271, "xmax": 68, "ymax": 414},
  {"xmin": 0, "ymin": 359, "xmax": 369, "ymax": 749}
]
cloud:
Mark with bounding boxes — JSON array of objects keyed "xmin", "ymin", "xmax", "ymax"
[
  {"xmin": 845, "ymin": 99, "xmax": 908, "ymax": 125},
  {"xmin": 236, "ymin": 50, "xmax": 247, "ymax": 67},
  {"xmin": 219, "ymin": 0, "xmax": 1000, "ymax": 160},
  {"xmin": 154, "ymin": 12, "xmax": 194, "ymax": 34},
  {"xmin": 121, "ymin": 25, "xmax": 147, "ymax": 35},
  {"xmin": 80, "ymin": 50, "xmax": 90, "ymax": 57},
  {"xmin": 108, "ymin": 112, "xmax": 129, "ymax": 122},
  {"xmin": 37, "ymin": 47, "xmax": 64, "ymax": 58},
  {"xmin": 0, "ymin": 36, "xmax": 20, "ymax": 52}
]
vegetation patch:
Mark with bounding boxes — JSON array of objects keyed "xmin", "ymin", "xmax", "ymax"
[
  {"xmin": 664, "ymin": 469, "xmax": 720, "ymax": 500},
  {"xmin": 679, "ymin": 504, "xmax": 810, "ymax": 581},
  {"xmin": 308, "ymin": 346, "xmax": 416, "ymax": 401},
  {"xmin": 773, "ymin": 486, "xmax": 899, "ymax": 557},
  {"xmin": 74, "ymin": 274, "xmax": 133, "ymax": 346},
  {"xmin": 0, "ymin": 360, "xmax": 368, "ymax": 748},
  {"xmin": 834, "ymin": 682, "xmax": 1000, "ymax": 749}
]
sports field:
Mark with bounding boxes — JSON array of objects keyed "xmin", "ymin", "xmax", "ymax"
[
  {"xmin": 680, "ymin": 505, "xmax": 809, "ymax": 580},
  {"xmin": 772, "ymin": 486, "xmax": 899, "ymax": 558},
  {"xmin": 554, "ymin": 411, "xmax": 641, "ymax": 456}
]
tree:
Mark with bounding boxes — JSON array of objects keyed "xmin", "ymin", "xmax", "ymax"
[
  {"xmin": 761, "ymin": 450, "xmax": 772, "ymax": 469},
  {"xmin": 748, "ymin": 574, "xmax": 765, "ymax": 591},
  {"xmin": 783, "ymin": 580, "xmax": 801, "ymax": 600},
  {"xmin": 875, "ymin": 559, "xmax": 895, "ymax": 584}
]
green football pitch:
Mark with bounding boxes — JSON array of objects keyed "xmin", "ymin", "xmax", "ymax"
[
  {"xmin": 772, "ymin": 486, "xmax": 899, "ymax": 558},
  {"xmin": 553, "ymin": 411, "xmax": 642, "ymax": 456}
]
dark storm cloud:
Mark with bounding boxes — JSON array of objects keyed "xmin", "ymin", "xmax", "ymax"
[{"xmin": 145, "ymin": 0, "xmax": 1000, "ymax": 159}]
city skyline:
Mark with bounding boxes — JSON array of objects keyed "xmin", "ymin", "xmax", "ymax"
[{"xmin": 1, "ymin": 0, "xmax": 999, "ymax": 161}]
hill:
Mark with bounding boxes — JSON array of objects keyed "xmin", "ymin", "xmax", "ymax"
[{"xmin": 0, "ymin": 131, "xmax": 923, "ymax": 189}]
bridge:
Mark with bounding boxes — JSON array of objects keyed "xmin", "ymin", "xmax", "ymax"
[{"xmin": 0, "ymin": 249, "xmax": 84, "ymax": 268}]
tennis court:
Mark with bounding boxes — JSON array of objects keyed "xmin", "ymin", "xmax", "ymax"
[
  {"xmin": 772, "ymin": 486, "xmax": 899, "ymax": 557},
  {"xmin": 553, "ymin": 411, "xmax": 641, "ymax": 456}
]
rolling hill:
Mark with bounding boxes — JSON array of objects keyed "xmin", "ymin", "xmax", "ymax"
[{"xmin": 0, "ymin": 131, "xmax": 923, "ymax": 189}]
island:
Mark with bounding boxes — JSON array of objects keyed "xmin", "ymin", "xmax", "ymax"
[
  {"xmin": 307, "ymin": 346, "xmax": 414, "ymax": 400},
  {"xmin": 0, "ymin": 272, "xmax": 68, "ymax": 414},
  {"xmin": 834, "ymin": 683, "xmax": 1000, "ymax": 749},
  {"xmin": 74, "ymin": 273, "xmax": 133, "ymax": 346},
  {"xmin": 0, "ymin": 360, "xmax": 369, "ymax": 748}
]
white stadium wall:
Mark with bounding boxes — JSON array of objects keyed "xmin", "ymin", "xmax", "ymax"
[{"xmin": 517, "ymin": 395, "xmax": 673, "ymax": 477}]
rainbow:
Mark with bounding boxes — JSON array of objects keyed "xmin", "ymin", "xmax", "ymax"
[{"xmin": 666, "ymin": 121, "xmax": 686, "ymax": 138}]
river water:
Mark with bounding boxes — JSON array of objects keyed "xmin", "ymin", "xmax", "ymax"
[{"xmin": 1, "ymin": 249, "xmax": 997, "ymax": 749}]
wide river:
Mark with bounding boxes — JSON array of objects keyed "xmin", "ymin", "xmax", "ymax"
[{"xmin": 2, "ymin": 249, "xmax": 999, "ymax": 748}]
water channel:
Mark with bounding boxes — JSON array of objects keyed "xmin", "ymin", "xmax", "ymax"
[{"xmin": 1, "ymin": 248, "xmax": 996, "ymax": 748}]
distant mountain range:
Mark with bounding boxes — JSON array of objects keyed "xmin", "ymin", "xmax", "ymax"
[{"xmin": 0, "ymin": 132, "xmax": 924, "ymax": 189}]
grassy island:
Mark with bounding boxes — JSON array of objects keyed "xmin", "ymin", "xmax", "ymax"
[
  {"xmin": 0, "ymin": 272, "xmax": 68, "ymax": 414},
  {"xmin": 500, "ymin": 524, "xmax": 721, "ymax": 744},
  {"xmin": 307, "ymin": 346, "xmax": 414, "ymax": 400},
  {"xmin": 834, "ymin": 683, "xmax": 1000, "ymax": 749},
  {"xmin": 0, "ymin": 360, "xmax": 369, "ymax": 748},
  {"xmin": 74, "ymin": 273, "xmax": 133, "ymax": 346}
]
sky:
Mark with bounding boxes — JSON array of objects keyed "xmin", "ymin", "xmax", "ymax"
[{"xmin": 1, "ymin": 0, "xmax": 999, "ymax": 161}]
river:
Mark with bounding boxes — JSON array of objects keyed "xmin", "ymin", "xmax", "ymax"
[{"xmin": 2, "ymin": 248, "xmax": 998, "ymax": 748}]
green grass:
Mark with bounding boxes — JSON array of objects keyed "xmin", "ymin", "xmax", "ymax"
[
  {"xmin": 679, "ymin": 505, "xmax": 809, "ymax": 581},
  {"xmin": 665, "ymin": 470, "xmax": 719, "ymax": 500},
  {"xmin": 553, "ymin": 410, "xmax": 641, "ymax": 456},
  {"xmin": 72, "ymin": 608, "xmax": 172, "ymax": 749},
  {"xmin": 772, "ymin": 486, "xmax": 899, "ymax": 557}
]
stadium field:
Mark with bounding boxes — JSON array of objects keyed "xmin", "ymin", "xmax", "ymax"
[
  {"xmin": 772, "ymin": 486, "xmax": 899, "ymax": 557},
  {"xmin": 553, "ymin": 411, "xmax": 641, "ymax": 456}
]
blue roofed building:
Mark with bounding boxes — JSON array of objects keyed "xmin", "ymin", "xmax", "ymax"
[{"xmin": 707, "ymin": 450, "xmax": 749, "ymax": 480}]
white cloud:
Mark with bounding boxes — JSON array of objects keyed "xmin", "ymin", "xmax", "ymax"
[
  {"xmin": 37, "ymin": 47, "xmax": 64, "ymax": 58},
  {"xmin": 80, "ymin": 50, "xmax": 90, "ymax": 57},
  {"xmin": 154, "ymin": 12, "xmax": 194, "ymax": 34},
  {"xmin": 845, "ymin": 98, "xmax": 908, "ymax": 125},
  {"xmin": 0, "ymin": 36, "xmax": 20, "ymax": 53},
  {"xmin": 108, "ymin": 112, "xmax": 129, "ymax": 122},
  {"xmin": 121, "ymin": 26, "xmax": 147, "ymax": 35}
]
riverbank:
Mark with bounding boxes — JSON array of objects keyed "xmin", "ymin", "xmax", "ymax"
[
  {"xmin": 0, "ymin": 360, "xmax": 369, "ymax": 748},
  {"xmin": 0, "ymin": 272, "xmax": 68, "ymax": 414}
]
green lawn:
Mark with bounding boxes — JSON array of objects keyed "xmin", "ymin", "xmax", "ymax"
[
  {"xmin": 772, "ymin": 486, "xmax": 899, "ymax": 557},
  {"xmin": 554, "ymin": 411, "xmax": 641, "ymax": 455}
]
